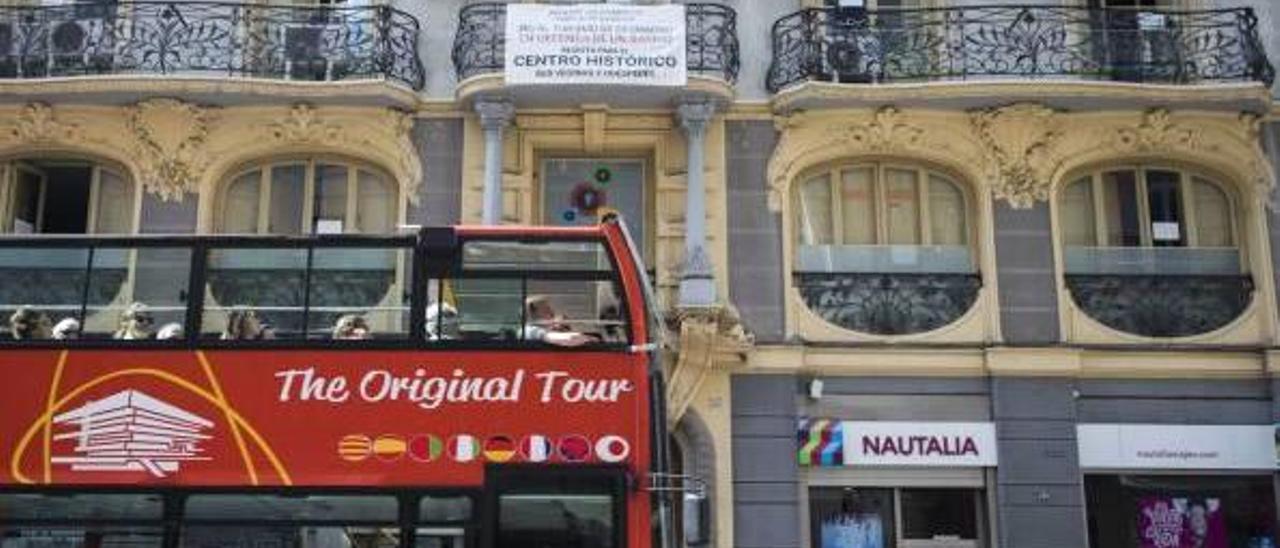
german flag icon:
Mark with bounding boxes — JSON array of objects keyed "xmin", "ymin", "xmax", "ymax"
[
  {"xmin": 338, "ymin": 434, "xmax": 372, "ymax": 462},
  {"xmin": 484, "ymin": 435, "xmax": 516, "ymax": 463}
]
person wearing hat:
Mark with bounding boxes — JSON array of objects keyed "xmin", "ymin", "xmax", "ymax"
[
  {"xmin": 332, "ymin": 314, "xmax": 372, "ymax": 340},
  {"xmin": 51, "ymin": 318, "xmax": 80, "ymax": 340},
  {"xmin": 426, "ymin": 302, "xmax": 460, "ymax": 341},
  {"xmin": 9, "ymin": 307, "xmax": 52, "ymax": 340},
  {"xmin": 113, "ymin": 302, "xmax": 155, "ymax": 340}
]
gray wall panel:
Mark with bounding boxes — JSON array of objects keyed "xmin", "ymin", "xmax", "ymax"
[
  {"xmin": 1000, "ymin": 506, "xmax": 1087, "ymax": 548},
  {"xmin": 409, "ymin": 118, "xmax": 463, "ymax": 226},
  {"xmin": 732, "ymin": 374, "xmax": 801, "ymax": 548},
  {"xmin": 138, "ymin": 193, "xmax": 198, "ymax": 234},
  {"xmin": 735, "ymin": 502, "xmax": 803, "ymax": 548},
  {"xmin": 992, "ymin": 378, "xmax": 1077, "ymax": 420},
  {"xmin": 1077, "ymin": 378, "xmax": 1271, "ymax": 399},
  {"xmin": 726, "ymin": 121, "xmax": 784, "ymax": 343},
  {"xmin": 814, "ymin": 376, "xmax": 990, "ymax": 395},
  {"xmin": 993, "ymin": 201, "xmax": 1060, "ymax": 345}
]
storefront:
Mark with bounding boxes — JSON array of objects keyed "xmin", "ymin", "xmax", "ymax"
[
  {"xmin": 1077, "ymin": 423, "xmax": 1278, "ymax": 548},
  {"xmin": 798, "ymin": 419, "xmax": 999, "ymax": 548}
]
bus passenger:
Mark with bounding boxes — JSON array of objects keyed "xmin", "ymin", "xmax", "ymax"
[
  {"xmin": 51, "ymin": 318, "xmax": 80, "ymax": 340},
  {"xmin": 221, "ymin": 308, "xmax": 275, "ymax": 340},
  {"xmin": 332, "ymin": 314, "xmax": 371, "ymax": 340},
  {"xmin": 156, "ymin": 323, "xmax": 184, "ymax": 341},
  {"xmin": 113, "ymin": 303, "xmax": 155, "ymax": 340},
  {"xmin": 523, "ymin": 295, "xmax": 595, "ymax": 347},
  {"xmin": 426, "ymin": 302, "xmax": 459, "ymax": 341},
  {"xmin": 9, "ymin": 307, "xmax": 52, "ymax": 340}
]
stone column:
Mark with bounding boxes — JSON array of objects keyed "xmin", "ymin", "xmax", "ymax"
[
  {"xmin": 476, "ymin": 98, "xmax": 514, "ymax": 225},
  {"xmin": 678, "ymin": 101, "xmax": 717, "ymax": 306}
]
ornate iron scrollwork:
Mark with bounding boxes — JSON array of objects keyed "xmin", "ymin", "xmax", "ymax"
[
  {"xmin": 0, "ymin": 1, "xmax": 425, "ymax": 90},
  {"xmin": 1065, "ymin": 274, "xmax": 1254, "ymax": 338},
  {"xmin": 453, "ymin": 2, "xmax": 740, "ymax": 84},
  {"xmin": 794, "ymin": 272, "xmax": 981, "ymax": 336},
  {"xmin": 767, "ymin": 5, "xmax": 1274, "ymax": 92}
]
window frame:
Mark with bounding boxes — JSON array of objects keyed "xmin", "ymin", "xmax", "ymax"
[
  {"xmin": 807, "ymin": 485, "xmax": 990, "ymax": 548},
  {"xmin": 217, "ymin": 157, "xmax": 399, "ymax": 236},
  {"xmin": 792, "ymin": 160, "xmax": 973, "ymax": 251},
  {"xmin": 0, "ymin": 159, "xmax": 136, "ymax": 235},
  {"xmin": 1059, "ymin": 164, "xmax": 1241, "ymax": 251}
]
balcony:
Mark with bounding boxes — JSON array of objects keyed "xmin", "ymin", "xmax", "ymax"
[
  {"xmin": 452, "ymin": 2, "xmax": 739, "ymax": 107},
  {"xmin": 767, "ymin": 6, "xmax": 1274, "ymax": 111},
  {"xmin": 795, "ymin": 272, "xmax": 981, "ymax": 336},
  {"xmin": 0, "ymin": 1, "xmax": 425, "ymax": 104}
]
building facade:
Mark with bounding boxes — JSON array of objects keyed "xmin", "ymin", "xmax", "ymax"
[{"xmin": 0, "ymin": 0, "xmax": 1277, "ymax": 547}]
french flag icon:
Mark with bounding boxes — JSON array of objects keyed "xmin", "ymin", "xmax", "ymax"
[{"xmin": 521, "ymin": 435, "xmax": 553, "ymax": 463}]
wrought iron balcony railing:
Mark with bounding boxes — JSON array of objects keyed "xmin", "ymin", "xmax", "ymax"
[
  {"xmin": 1065, "ymin": 274, "xmax": 1253, "ymax": 338},
  {"xmin": 0, "ymin": 1, "xmax": 425, "ymax": 90},
  {"xmin": 453, "ymin": 2, "xmax": 739, "ymax": 84},
  {"xmin": 794, "ymin": 272, "xmax": 981, "ymax": 336},
  {"xmin": 767, "ymin": 5, "xmax": 1274, "ymax": 92}
]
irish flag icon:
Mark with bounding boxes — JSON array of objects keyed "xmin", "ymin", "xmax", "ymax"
[
  {"xmin": 520, "ymin": 435, "xmax": 553, "ymax": 463},
  {"xmin": 448, "ymin": 434, "xmax": 479, "ymax": 463}
]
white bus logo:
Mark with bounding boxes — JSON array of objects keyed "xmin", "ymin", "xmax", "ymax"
[{"xmin": 50, "ymin": 389, "xmax": 214, "ymax": 478}]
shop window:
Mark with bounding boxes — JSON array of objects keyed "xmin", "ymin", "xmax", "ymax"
[
  {"xmin": 810, "ymin": 487, "xmax": 987, "ymax": 548},
  {"xmin": 0, "ymin": 159, "xmax": 134, "ymax": 234},
  {"xmin": 219, "ymin": 158, "xmax": 396, "ymax": 235},
  {"xmin": 791, "ymin": 162, "xmax": 980, "ymax": 335},
  {"xmin": 1085, "ymin": 475, "xmax": 1276, "ymax": 548},
  {"xmin": 1059, "ymin": 166, "xmax": 1251, "ymax": 337}
]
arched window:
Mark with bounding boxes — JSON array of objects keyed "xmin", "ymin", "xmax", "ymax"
[
  {"xmin": 219, "ymin": 158, "xmax": 396, "ymax": 234},
  {"xmin": 0, "ymin": 159, "xmax": 134, "ymax": 234},
  {"xmin": 1059, "ymin": 166, "xmax": 1249, "ymax": 337},
  {"xmin": 791, "ymin": 162, "xmax": 979, "ymax": 335}
]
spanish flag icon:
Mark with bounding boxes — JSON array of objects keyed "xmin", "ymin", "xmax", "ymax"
[
  {"xmin": 484, "ymin": 435, "xmax": 516, "ymax": 463},
  {"xmin": 520, "ymin": 434, "xmax": 553, "ymax": 463},
  {"xmin": 338, "ymin": 434, "xmax": 372, "ymax": 462},
  {"xmin": 448, "ymin": 434, "xmax": 479, "ymax": 463},
  {"xmin": 408, "ymin": 434, "xmax": 443, "ymax": 463},
  {"xmin": 373, "ymin": 435, "xmax": 407, "ymax": 462}
]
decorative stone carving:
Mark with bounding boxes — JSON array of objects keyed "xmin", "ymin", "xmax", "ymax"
[
  {"xmin": 128, "ymin": 99, "xmax": 214, "ymax": 201},
  {"xmin": 665, "ymin": 304, "xmax": 752, "ymax": 427},
  {"xmin": 843, "ymin": 106, "xmax": 923, "ymax": 152},
  {"xmin": 970, "ymin": 103, "xmax": 1062, "ymax": 209},
  {"xmin": 9, "ymin": 103, "xmax": 82, "ymax": 144},
  {"xmin": 1114, "ymin": 108, "xmax": 1204, "ymax": 154},
  {"xmin": 268, "ymin": 103, "xmax": 341, "ymax": 144}
]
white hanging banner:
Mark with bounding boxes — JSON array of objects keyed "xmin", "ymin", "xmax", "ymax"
[
  {"xmin": 1077, "ymin": 424, "xmax": 1277, "ymax": 470},
  {"xmin": 504, "ymin": 4, "xmax": 687, "ymax": 86}
]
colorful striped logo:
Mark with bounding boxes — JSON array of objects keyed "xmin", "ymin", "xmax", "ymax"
[{"xmin": 797, "ymin": 419, "xmax": 843, "ymax": 466}]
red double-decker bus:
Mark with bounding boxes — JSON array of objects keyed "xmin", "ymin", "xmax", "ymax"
[{"xmin": 0, "ymin": 221, "xmax": 672, "ymax": 548}]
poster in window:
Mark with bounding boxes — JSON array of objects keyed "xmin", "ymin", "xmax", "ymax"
[
  {"xmin": 1138, "ymin": 496, "xmax": 1227, "ymax": 548},
  {"xmin": 818, "ymin": 512, "xmax": 885, "ymax": 548}
]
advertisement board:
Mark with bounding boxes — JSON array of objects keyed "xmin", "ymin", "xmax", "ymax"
[
  {"xmin": 504, "ymin": 4, "xmax": 687, "ymax": 86},
  {"xmin": 1076, "ymin": 424, "xmax": 1275, "ymax": 470},
  {"xmin": 799, "ymin": 419, "xmax": 998, "ymax": 467},
  {"xmin": 0, "ymin": 350, "xmax": 646, "ymax": 486}
]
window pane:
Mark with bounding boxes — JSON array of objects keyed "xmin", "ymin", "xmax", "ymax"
[
  {"xmin": 1145, "ymin": 170, "xmax": 1184, "ymax": 247},
  {"xmin": 415, "ymin": 528, "xmax": 467, "ymax": 548},
  {"xmin": 840, "ymin": 167, "xmax": 876, "ymax": 245},
  {"xmin": 183, "ymin": 527, "xmax": 399, "ymax": 548},
  {"xmin": 1085, "ymin": 475, "xmax": 1277, "ymax": 548},
  {"xmin": 0, "ymin": 493, "xmax": 162, "ymax": 520},
  {"xmin": 419, "ymin": 496, "xmax": 473, "ymax": 522},
  {"xmin": 203, "ymin": 248, "xmax": 307, "ymax": 338},
  {"xmin": 901, "ymin": 489, "xmax": 980, "ymax": 540},
  {"xmin": 307, "ymin": 247, "xmax": 406, "ymax": 340},
  {"xmin": 268, "ymin": 164, "xmax": 306, "ymax": 235},
  {"xmin": 1, "ymin": 526, "xmax": 164, "ymax": 547},
  {"xmin": 928, "ymin": 175, "xmax": 966, "ymax": 246},
  {"xmin": 795, "ymin": 174, "xmax": 833, "ymax": 246},
  {"xmin": 314, "ymin": 164, "xmax": 349, "ymax": 233},
  {"xmin": 223, "ymin": 171, "xmax": 260, "ymax": 234},
  {"xmin": 1193, "ymin": 178, "xmax": 1232, "ymax": 247},
  {"xmin": 93, "ymin": 168, "xmax": 133, "ymax": 234},
  {"xmin": 498, "ymin": 494, "xmax": 614, "ymax": 548},
  {"xmin": 88, "ymin": 248, "xmax": 192, "ymax": 340},
  {"xmin": 450, "ymin": 277, "xmax": 523, "ymax": 341},
  {"xmin": 1062, "ymin": 177, "xmax": 1097, "ymax": 247},
  {"xmin": 884, "ymin": 168, "xmax": 920, "ymax": 245},
  {"xmin": 357, "ymin": 169, "xmax": 393, "ymax": 234},
  {"xmin": 523, "ymin": 279, "xmax": 627, "ymax": 344},
  {"xmin": 12, "ymin": 168, "xmax": 41, "ymax": 233},
  {"xmin": 0, "ymin": 247, "xmax": 89, "ymax": 340},
  {"xmin": 184, "ymin": 494, "xmax": 398, "ymax": 521},
  {"xmin": 462, "ymin": 240, "xmax": 611, "ymax": 271},
  {"xmin": 809, "ymin": 487, "xmax": 894, "ymax": 548},
  {"xmin": 83, "ymin": 248, "xmax": 131, "ymax": 338},
  {"xmin": 1102, "ymin": 170, "xmax": 1142, "ymax": 246}
]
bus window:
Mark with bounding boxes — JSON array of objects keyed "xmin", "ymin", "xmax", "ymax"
[
  {"xmin": 498, "ymin": 493, "xmax": 616, "ymax": 548},
  {"xmin": 88, "ymin": 247, "xmax": 192, "ymax": 340},
  {"xmin": 439, "ymin": 278, "xmax": 627, "ymax": 345},
  {"xmin": 462, "ymin": 239, "xmax": 612, "ymax": 271},
  {"xmin": 0, "ymin": 246, "xmax": 91, "ymax": 340},
  {"xmin": 0, "ymin": 493, "xmax": 164, "ymax": 547},
  {"xmin": 307, "ymin": 247, "xmax": 410, "ymax": 340},
  {"xmin": 416, "ymin": 495, "xmax": 473, "ymax": 548},
  {"xmin": 203, "ymin": 248, "xmax": 307, "ymax": 340},
  {"xmin": 181, "ymin": 494, "xmax": 400, "ymax": 548}
]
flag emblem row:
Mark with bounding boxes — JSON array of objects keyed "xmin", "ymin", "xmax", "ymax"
[{"xmin": 337, "ymin": 433, "xmax": 630, "ymax": 464}]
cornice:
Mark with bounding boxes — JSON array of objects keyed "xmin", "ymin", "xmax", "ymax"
[{"xmin": 0, "ymin": 76, "xmax": 420, "ymax": 109}]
